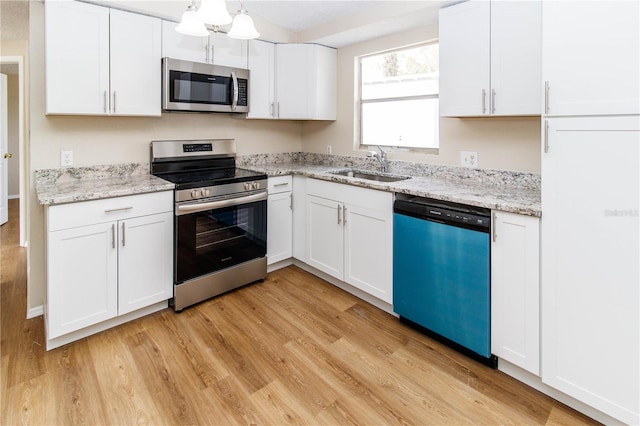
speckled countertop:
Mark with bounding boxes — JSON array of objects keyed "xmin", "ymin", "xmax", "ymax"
[
  {"xmin": 35, "ymin": 163, "xmax": 174, "ymax": 206},
  {"xmin": 34, "ymin": 154, "xmax": 541, "ymax": 217},
  {"xmin": 238, "ymin": 153, "xmax": 541, "ymax": 217}
]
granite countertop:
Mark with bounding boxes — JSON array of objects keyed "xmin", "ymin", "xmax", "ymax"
[
  {"xmin": 35, "ymin": 163, "xmax": 175, "ymax": 206},
  {"xmin": 239, "ymin": 158, "xmax": 541, "ymax": 217}
]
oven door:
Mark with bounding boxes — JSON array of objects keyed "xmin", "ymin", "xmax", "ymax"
[{"xmin": 175, "ymin": 191, "xmax": 267, "ymax": 284}]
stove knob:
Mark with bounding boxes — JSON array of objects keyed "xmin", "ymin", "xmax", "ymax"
[
  {"xmin": 190, "ymin": 189, "xmax": 199, "ymax": 199},
  {"xmin": 244, "ymin": 182, "xmax": 251, "ymax": 190},
  {"xmin": 201, "ymin": 188, "xmax": 210, "ymax": 197},
  {"xmin": 252, "ymin": 182, "xmax": 260, "ymax": 190}
]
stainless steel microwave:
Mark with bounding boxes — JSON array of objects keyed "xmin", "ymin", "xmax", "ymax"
[{"xmin": 162, "ymin": 57, "xmax": 249, "ymax": 113}]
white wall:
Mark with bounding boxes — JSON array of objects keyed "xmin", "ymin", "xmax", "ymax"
[{"xmin": 302, "ymin": 25, "xmax": 541, "ymax": 173}]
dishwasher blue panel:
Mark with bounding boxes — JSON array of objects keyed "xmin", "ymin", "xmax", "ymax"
[{"xmin": 393, "ymin": 213, "xmax": 491, "ymax": 358}]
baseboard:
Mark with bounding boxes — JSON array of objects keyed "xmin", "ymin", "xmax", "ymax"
[
  {"xmin": 267, "ymin": 258, "xmax": 293, "ymax": 273},
  {"xmin": 8, "ymin": 194, "xmax": 20, "ymax": 200},
  {"xmin": 27, "ymin": 304, "xmax": 43, "ymax": 319}
]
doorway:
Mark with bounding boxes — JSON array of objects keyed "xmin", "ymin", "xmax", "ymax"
[{"xmin": 0, "ymin": 57, "xmax": 26, "ymax": 246}]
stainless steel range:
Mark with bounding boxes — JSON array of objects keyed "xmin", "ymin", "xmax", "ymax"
[{"xmin": 150, "ymin": 139, "xmax": 267, "ymax": 311}]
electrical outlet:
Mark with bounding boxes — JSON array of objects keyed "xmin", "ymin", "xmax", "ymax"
[
  {"xmin": 460, "ymin": 151, "xmax": 478, "ymax": 168},
  {"xmin": 61, "ymin": 150, "xmax": 73, "ymax": 167},
  {"xmin": 326, "ymin": 145, "xmax": 332, "ymax": 155}
]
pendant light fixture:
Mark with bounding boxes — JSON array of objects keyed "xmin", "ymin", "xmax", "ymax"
[
  {"xmin": 228, "ymin": 7, "xmax": 260, "ymax": 40},
  {"xmin": 175, "ymin": 0, "xmax": 209, "ymax": 37},
  {"xmin": 196, "ymin": 0, "xmax": 232, "ymax": 26},
  {"xmin": 176, "ymin": 1, "xmax": 260, "ymax": 40}
]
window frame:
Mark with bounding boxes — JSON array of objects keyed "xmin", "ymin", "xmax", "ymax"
[{"xmin": 356, "ymin": 41, "xmax": 440, "ymax": 154}]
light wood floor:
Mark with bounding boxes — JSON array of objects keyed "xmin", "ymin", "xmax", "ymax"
[{"xmin": 1, "ymin": 199, "xmax": 598, "ymax": 425}]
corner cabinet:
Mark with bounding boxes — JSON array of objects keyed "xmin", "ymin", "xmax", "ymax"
[
  {"xmin": 161, "ymin": 20, "xmax": 248, "ymax": 68},
  {"xmin": 45, "ymin": 1, "xmax": 161, "ymax": 116},
  {"xmin": 267, "ymin": 176, "xmax": 293, "ymax": 266},
  {"xmin": 247, "ymin": 41, "xmax": 337, "ymax": 120},
  {"xmin": 305, "ymin": 179, "xmax": 393, "ymax": 303},
  {"xmin": 46, "ymin": 191, "xmax": 173, "ymax": 350},
  {"xmin": 439, "ymin": 0, "xmax": 541, "ymax": 116},
  {"xmin": 541, "ymin": 116, "xmax": 639, "ymax": 425},
  {"xmin": 490, "ymin": 211, "xmax": 540, "ymax": 375},
  {"xmin": 542, "ymin": 1, "xmax": 639, "ymax": 116}
]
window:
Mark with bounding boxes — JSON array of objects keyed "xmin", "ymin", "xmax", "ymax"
[{"xmin": 358, "ymin": 42, "xmax": 439, "ymax": 151}]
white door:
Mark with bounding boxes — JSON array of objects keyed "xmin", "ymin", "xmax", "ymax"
[
  {"xmin": 541, "ymin": 116, "xmax": 639, "ymax": 424},
  {"xmin": 247, "ymin": 39, "xmax": 275, "ymax": 119},
  {"xmin": 306, "ymin": 195, "xmax": 343, "ymax": 279},
  {"xmin": 0, "ymin": 73, "xmax": 8, "ymax": 225}
]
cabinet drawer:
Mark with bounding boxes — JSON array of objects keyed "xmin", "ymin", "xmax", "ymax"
[
  {"xmin": 48, "ymin": 191, "xmax": 173, "ymax": 231},
  {"xmin": 307, "ymin": 178, "xmax": 392, "ymax": 212},
  {"xmin": 268, "ymin": 175, "xmax": 293, "ymax": 194}
]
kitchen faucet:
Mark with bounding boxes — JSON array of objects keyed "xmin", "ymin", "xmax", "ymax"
[{"xmin": 367, "ymin": 145, "xmax": 388, "ymax": 173}]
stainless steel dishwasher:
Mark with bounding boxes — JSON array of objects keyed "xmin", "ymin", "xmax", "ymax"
[{"xmin": 393, "ymin": 194, "xmax": 497, "ymax": 367}]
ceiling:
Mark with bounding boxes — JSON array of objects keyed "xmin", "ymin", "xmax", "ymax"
[{"xmin": 97, "ymin": 0, "xmax": 462, "ymax": 47}]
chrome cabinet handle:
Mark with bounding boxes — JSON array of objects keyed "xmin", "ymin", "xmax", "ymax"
[
  {"xmin": 103, "ymin": 91, "xmax": 107, "ymax": 113},
  {"xmin": 274, "ymin": 182, "xmax": 289, "ymax": 187},
  {"xmin": 482, "ymin": 89, "xmax": 487, "ymax": 114},
  {"xmin": 544, "ymin": 81, "xmax": 550, "ymax": 114},
  {"xmin": 491, "ymin": 89, "xmax": 496, "ymax": 114},
  {"xmin": 492, "ymin": 212, "xmax": 498, "ymax": 242},
  {"xmin": 544, "ymin": 120, "xmax": 550, "ymax": 153},
  {"xmin": 289, "ymin": 193, "xmax": 292, "ymax": 210},
  {"xmin": 337, "ymin": 204, "xmax": 342, "ymax": 224},
  {"xmin": 112, "ymin": 91, "xmax": 116, "ymax": 114},
  {"xmin": 121, "ymin": 222, "xmax": 126, "ymax": 246},
  {"xmin": 343, "ymin": 205, "xmax": 347, "ymax": 224},
  {"xmin": 104, "ymin": 206, "xmax": 133, "ymax": 213},
  {"xmin": 111, "ymin": 224, "xmax": 116, "ymax": 249},
  {"xmin": 269, "ymin": 102, "xmax": 274, "ymax": 117},
  {"xmin": 210, "ymin": 46, "xmax": 214, "ymax": 64}
]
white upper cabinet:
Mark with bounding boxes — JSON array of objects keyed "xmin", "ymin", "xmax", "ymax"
[
  {"xmin": 110, "ymin": 9, "xmax": 161, "ymax": 116},
  {"xmin": 439, "ymin": 0, "xmax": 541, "ymax": 117},
  {"xmin": 162, "ymin": 21, "xmax": 248, "ymax": 68},
  {"xmin": 45, "ymin": 1, "xmax": 110, "ymax": 115},
  {"xmin": 45, "ymin": 1, "xmax": 161, "ymax": 116},
  {"xmin": 247, "ymin": 41, "xmax": 337, "ymax": 120},
  {"xmin": 542, "ymin": 1, "xmax": 639, "ymax": 116}
]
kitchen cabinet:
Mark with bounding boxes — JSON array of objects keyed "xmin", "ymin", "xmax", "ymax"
[
  {"xmin": 45, "ymin": 1, "xmax": 161, "ymax": 116},
  {"xmin": 491, "ymin": 211, "xmax": 540, "ymax": 375},
  {"xmin": 439, "ymin": 0, "xmax": 540, "ymax": 117},
  {"xmin": 306, "ymin": 179, "xmax": 393, "ymax": 303},
  {"xmin": 247, "ymin": 42, "xmax": 337, "ymax": 120},
  {"xmin": 541, "ymin": 116, "xmax": 639, "ymax": 425},
  {"xmin": 267, "ymin": 176, "xmax": 292, "ymax": 266},
  {"xmin": 46, "ymin": 191, "xmax": 173, "ymax": 348},
  {"xmin": 542, "ymin": 1, "xmax": 639, "ymax": 116},
  {"xmin": 161, "ymin": 20, "xmax": 248, "ymax": 68}
]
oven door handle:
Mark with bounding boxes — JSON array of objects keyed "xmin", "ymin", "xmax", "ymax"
[{"xmin": 176, "ymin": 191, "xmax": 267, "ymax": 216}]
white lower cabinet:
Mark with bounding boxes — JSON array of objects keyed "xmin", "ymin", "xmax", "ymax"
[
  {"xmin": 46, "ymin": 191, "xmax": 173, "ymax": 348},
  {"xmin": 267, "ymin": 176, "xmax": 293, "ymax": 265},
  {"xmin": 491, "ymin": 211, "xmax": 540, "ymax": 375},
  {"xmin": 306, "ymin": 179, "xmax": 393, "ymax": 303}
]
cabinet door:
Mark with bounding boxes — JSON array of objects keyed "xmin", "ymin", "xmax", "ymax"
[
  {"xmin": 247, "ymin": 39, "xmax": 276, "ymax": 119},
  {"xmin": 292, "ymin": 176, "xmax": 307, "ymax": 261},
  {"xmin": 161, "ymin": 20, "xmax": 208, "ymax": 63},
  {"xmin": 210, "ymin": 32, "xmax": 248, "ymax": 68},
  {"xmin": 48, "ymin": 222, "xmax": 118, "ymax": 338},
  {"xmin": 267, "ymin": 191, "xmax": 293, "ymax": 265},
  {"xmin": 439, "ymin": 1, "xmax": 490, "ymax": 117},
  {"xmin": 542, "ymin": 1, "xmax": 640, "ymax": 116},
  {"xmin": 490, "ymin": 1, "xmax": 541, "ymax": 115},
  {"xmin": 110, "ymin": 9, "xmax": 162, "ymax": 116},
  {"xmin": 308, "ymin": 44, "xmax": 337, "ymax": 121},
  {"xmin": 306, "ymin": 195, "xmax": 343, "ymax": 279},
  {"xmin": 45, "ymin": 1, "xmax": 110, "ymax": 115},
  {"xmin": 491, "ymin": 211, "xmax": 540, "ymax": 375},
  {"xmin": 118, "ymin": 212, "xmax": 173, "ymax": 315},
  {"xmin": 276, "ymin": 44, "xmax": 312, "ymax": 119},
  {"xmin": 541, "ymin": 117, "xmax": 639, "ymax": 425},
  {"xmin": 344, "ymin": 203, "xmax": 393, "ymax": 304}
]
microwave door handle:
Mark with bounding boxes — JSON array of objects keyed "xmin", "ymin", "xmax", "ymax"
[
  {"xmin": 231, "ymin": 71, "xmax": 238, "ymax": 112},
  {"xmin": 176, "ymin": 191, "xmax": 267, "ymax": 216}
]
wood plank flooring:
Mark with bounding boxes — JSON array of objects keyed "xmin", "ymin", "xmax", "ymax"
[{"xmin": 1, "ymin": 199, "xmax": 598, "ymax": 425}]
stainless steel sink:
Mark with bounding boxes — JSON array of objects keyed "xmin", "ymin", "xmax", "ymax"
[{"xmin": 330, "ymin": 170, "xmax": 410, "ymax": 183}]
